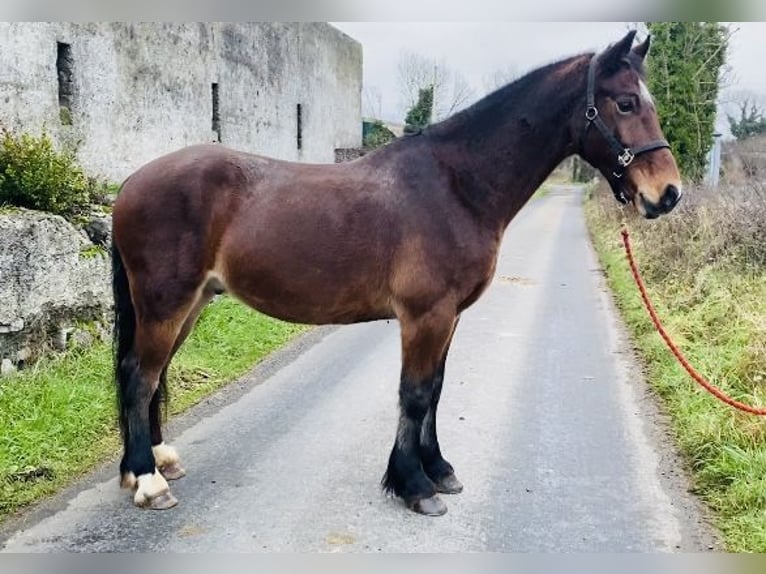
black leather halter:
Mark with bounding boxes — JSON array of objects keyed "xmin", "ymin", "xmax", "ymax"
[{"xmin": 583, "ymin": 54, "xmax": 670, "ymax": 204}]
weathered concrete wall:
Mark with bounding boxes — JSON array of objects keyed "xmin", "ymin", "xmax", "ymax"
[
  {"xmin": 0, "ymin": 211, "xmax": 111, "ymax": 365},
  {"xmin": 0, "ymin": 22, "xmax": 362, "ymax": 182}
]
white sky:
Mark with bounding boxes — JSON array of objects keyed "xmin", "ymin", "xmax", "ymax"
[{"xmin": 332, "ymin": 22, "xmax": 766, "ymax": 129}]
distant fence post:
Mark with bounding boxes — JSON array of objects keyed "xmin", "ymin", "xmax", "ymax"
[{"xmin": 705, "ymin": 132, "xmax": 722, "ymax": 187}]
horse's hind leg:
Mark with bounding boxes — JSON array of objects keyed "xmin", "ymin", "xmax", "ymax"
[
  {"xmin": 420, "ymin": 317, "xmax": 463, "ymax": 495},
  {"xmin": 118, "ymin": 317, "xmax": 180, "ymax": 509},
  {"xmin": 383, "ymin": 300, "xmax": 457, "ymax": 516},
  {"xmin": 149, "ymin": 292, "xmax": 215, "ymax": 482},
  {"xmin": 149, "ymin": 371, "xmax": 184, "ymax": 481}
]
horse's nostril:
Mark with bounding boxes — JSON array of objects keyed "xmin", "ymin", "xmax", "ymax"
[{"xmin": 661, "ymin": 184, "xmax": 682, "ymax": 212}]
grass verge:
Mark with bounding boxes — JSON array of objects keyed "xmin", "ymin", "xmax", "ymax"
[
  {"xmin": 0, "ymin": 296, "xmax": 306, "ymax": 524},
  {"xmin": 585, "ymin": 192, "xmax": 766, "ymax": 552}
]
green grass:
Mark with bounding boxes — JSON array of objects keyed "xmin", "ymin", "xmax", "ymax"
[
  {"xmin": 0, "ymin": 296, "xmax": 305, "ymax": 523},
  {"xmin": 78, "ymin": 244, "xmax": 108, "ymax": 259},
  {"xmin": 535, "ymin": 176, "xmax": 574, "ymax": 200},
  {"xmin": 585, "ymin": 196, "xmax": 766, "ymax": 552},
  {"xmin": 533, "ymin": 185, "xmax": 551, "ymax": 200}
]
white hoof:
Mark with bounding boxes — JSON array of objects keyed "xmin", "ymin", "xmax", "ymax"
[
  {"xmin": 133, "ymin": 470, "xmax": 176, "ymax": 509},
  {"xmin": 153, "ymin": 442, "xmax": 186, "ymax": 480},
  {"xmin": 152, "ymin": 442, "xmax": 180, "ymax": 467}
]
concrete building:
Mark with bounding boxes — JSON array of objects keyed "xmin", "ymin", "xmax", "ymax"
[{"xmin": 0, "ymin": 22, "xmax": 362, "ymax": 182}]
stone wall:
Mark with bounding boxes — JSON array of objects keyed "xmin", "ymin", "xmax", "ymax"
[
  {"xmin": 0, "ymin": 22, "xmax": 363, "ymax": 370},
  {"xmin": 0, "ymin": 211, "xmax": 111, "ymax": 367},
  {"xmin": 334, "ymin": 146, "xmax": 370, "ymax": 163},
  {"xmin": 0, "ymin": 22, "xmax": 362, "ymax": 182}
]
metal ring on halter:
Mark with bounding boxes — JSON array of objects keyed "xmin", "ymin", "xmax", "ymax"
[
  {"xmin": 585, "ymin": 106, "xmax": 599, "ymax": 121},
  {"xmin": 617, "ymin": 148, "xmax": 635, "ymax": 167}
]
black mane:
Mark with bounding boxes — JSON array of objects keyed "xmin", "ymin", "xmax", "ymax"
[{"xmin": 426, "ymin": 54, "xmax": 590, "ymax": 138}]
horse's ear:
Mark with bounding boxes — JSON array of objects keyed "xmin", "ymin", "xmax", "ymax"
[
  {"xmin": 600, "ymin": 30, "xmax": 638, "ymax": 73},
  {"xmin": 632, "ymin": 35, "xmax": 651, "ymax": 60}
]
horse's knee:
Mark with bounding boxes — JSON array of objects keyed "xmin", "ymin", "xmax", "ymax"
[
  {"xmin": 399, "ymin": 378, "xmax": 434, "ymax": 419},
  {"xmin": 119, "ymin": 353, "xmax": 161, "ymax": 408}
]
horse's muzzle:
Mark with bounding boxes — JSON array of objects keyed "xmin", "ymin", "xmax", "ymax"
[{"xmin": 641, "ymin": 184, "xmax": 682, "ymax": 219}]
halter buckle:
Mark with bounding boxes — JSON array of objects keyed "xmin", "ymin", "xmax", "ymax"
[
  {"xmin": 617, "ymin": 148, "xmax": 635, "ymax": 167},
  {"xmin": 585, "ymin": 106, "xmax": 598, "ymax": 121},
  {"xmin": 616, "ymin": 190, "xmax": 628, "ymax": 205}
]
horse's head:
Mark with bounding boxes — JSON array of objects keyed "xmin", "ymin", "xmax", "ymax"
[{"xmin": 577, "ymin": 30, "xmax": 682, "ymax": 219}]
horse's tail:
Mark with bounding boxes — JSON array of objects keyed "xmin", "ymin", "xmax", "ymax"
[{"xmin": 112, "ymin": 239, "xmax": 136, "ymax": 444}]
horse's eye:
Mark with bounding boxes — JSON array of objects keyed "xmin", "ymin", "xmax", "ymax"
[{"xmin": 616, "ymin": 99, "xmax": 635, "ymax": 114}]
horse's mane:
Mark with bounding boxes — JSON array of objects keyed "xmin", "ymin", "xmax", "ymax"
[
  {"xmin": 424, "ymin": 44, "xmax": 646, "ymax": 143},
  {"xmin": 424, "ymin": 54, "xmax": 591, "ymax": 141}
]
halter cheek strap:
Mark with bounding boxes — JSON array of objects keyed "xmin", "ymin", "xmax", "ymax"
[{"xmin": 583, "ymin": 54, "xmax": 670, "ymax": 203}]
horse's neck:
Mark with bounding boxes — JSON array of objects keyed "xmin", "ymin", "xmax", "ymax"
[{"xmin": 428, "ymin": 57, "xmax": 587, "ymax": 229}]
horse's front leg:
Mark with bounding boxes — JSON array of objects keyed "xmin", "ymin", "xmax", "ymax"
[
  {"xmin": 383, "ymin": 301, "xmax": 457, "ymax": 516},
  {"xmin": 419, "ymin": 317, "xmax": 463, "ymax": 495}
]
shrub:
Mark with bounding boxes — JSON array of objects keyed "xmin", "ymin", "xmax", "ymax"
[
  {"xmin": 404, "ymin": 85, "xmax": 434, "ymax": 132},
  {"xmin": 0, "ymin": 129, "xmax": 92, "ymax": 215},
  {"xmin": 362, "ymin": 120, "xmax": 396, "ymax": 149},
  {"xmin": 588, "ymin": 178, "xmax": 766, "ymax": 276},
  {"xmin": 572, "ymin": 156, "xmax": 597, "ymax": 183},
  {"xmin": 645, "ymin": 22, "xmax": 729, "ymax": 182}
]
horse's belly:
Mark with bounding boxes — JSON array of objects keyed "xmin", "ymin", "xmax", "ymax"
[
  {"xmin": 234, "ymin": 292, "xmax": 394, "ymax": 325},
  {"xmin": 221, "ymin": 266, "xmax": 394, "ymax": 325}
]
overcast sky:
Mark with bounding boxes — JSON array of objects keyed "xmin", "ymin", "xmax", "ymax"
[{"xmin": 332, "ymin": 22, "xmax": 766, "ymax": 129}]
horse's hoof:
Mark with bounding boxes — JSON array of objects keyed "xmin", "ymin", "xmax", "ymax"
[
  {"xmin": 159, "ymin": 462, "xmax": 186, "ymax": 481},
  {"xmin": 153, "ymin": 443, "xmax": 184, "ymax": 480},
  {"xmin": 133, "ymin": 470, "xmax": 177, "ymax": 510},
  {"xmin": 434, "ymin": 474, "xmax": 464, "ymax": 495},
  {"xmin": 408, "ymin": 495, "xmax": 448, "ymax": 516},
  {"xmin": 137, "ymin": 490, "xmax": 178, "ymax": 510}
]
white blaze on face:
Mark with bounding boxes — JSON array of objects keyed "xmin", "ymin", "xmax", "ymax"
[{"xmin": 639, "ymin": 79, "xmax": 654, "ymax": 107}]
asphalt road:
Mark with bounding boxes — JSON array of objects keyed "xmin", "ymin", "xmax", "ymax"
[{"xmin": 0, "ymin": 186, "xmax": 718, "ymax": 552}]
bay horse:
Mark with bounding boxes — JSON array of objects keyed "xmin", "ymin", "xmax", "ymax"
[{"xmin": 112, "ymin": 30, "xmax": 682, "ymax": 516}]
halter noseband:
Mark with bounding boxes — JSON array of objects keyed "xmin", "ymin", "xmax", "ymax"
[{"xmin": 583, "ymin": 54, "xmax": 670, "ymax": 204}]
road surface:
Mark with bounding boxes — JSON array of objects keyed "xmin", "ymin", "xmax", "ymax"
[{"xmin": 0, "ymin": 186, "xmax": 718, "ymax": 552}]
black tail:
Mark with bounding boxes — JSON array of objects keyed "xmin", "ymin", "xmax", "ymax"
[
  {"xmin": 113, "ymin": 239, "xmax": 168, "ymax": 477},
  {"xmin": 112, "ymin": 240, "xmax": 136, "ymax": 448}
]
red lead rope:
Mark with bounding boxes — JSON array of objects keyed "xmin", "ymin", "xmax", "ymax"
[{"xmin": 620, "ymin": 226, "xmax": 766, "ymax": 416}]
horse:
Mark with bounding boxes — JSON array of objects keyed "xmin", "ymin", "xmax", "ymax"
[{"xmin": 112, "ymin": 30, "xmax": 682, "ymax": 516}]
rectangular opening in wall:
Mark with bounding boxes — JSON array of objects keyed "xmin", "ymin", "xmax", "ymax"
[
  {"xmin": 296, "ymin": 103, "xmax": 303, "ymax": 151},
  {"xmin": 56, "ymin": 42, "xmax": 73, "ymax": 125},
  {"xmin": 211, "ymin": 83, "xmax": 221, "ymax": 143}
]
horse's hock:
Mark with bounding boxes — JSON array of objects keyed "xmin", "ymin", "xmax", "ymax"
[{"xmin": 0, "ymin": 210, "xmax": 111, "ymax": 369}]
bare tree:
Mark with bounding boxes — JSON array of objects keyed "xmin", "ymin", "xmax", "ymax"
[
  {"xmin": 722, "ymin": 89, "xmax": 766, "ymax": 118},
  {"xmin": 443, "ymin": 72, "xmax": 475, "ymax": 117},
  {"xmin": 724, "ymin": 89, "xmax": 766, "ymax": 140},
  {"xmin": 481, "ymin": 65, "xmax": 519, "ymax": 95},
  {"xmin": 397, "ymin": 51, "xmax": 477, "ymax": 123},
  {"xmin": 362, "ymin": 86, "xmax": 383, "ymax": 119}
]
